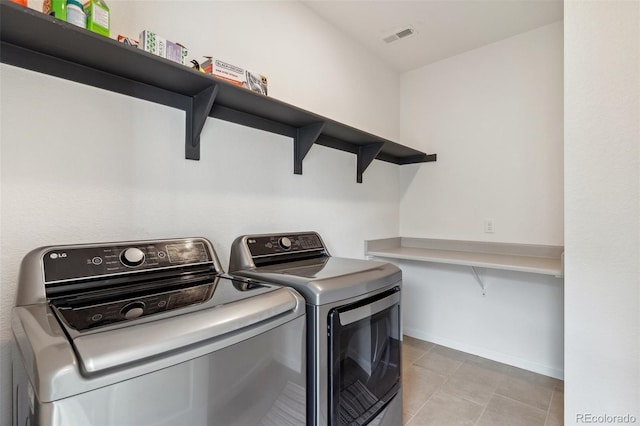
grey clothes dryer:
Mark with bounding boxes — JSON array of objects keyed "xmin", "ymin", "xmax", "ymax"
[
  {"xmin": 12, "ymin": 237, "xmax": 306, "ymax": 426},
  {"xmin": 229, "ymin": 232, "xmax": 403, "ymax": 426}
]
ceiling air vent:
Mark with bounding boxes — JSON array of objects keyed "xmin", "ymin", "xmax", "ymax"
[{"xmin": 383, "ymin": 25, "xmax": 416, "ymax": 44}]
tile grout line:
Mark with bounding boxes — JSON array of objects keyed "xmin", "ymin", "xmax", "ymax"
[
  {"xmin": 402, "ymin": 344, "xmax": 430, "ymax": 426},
  {"xmin": 436, "ymin": 387, "xmax": 489, "ymax": 413},
  {"xmin": 402, "ymin": 344, "xmax": 451, "ymax": 426},
  {"xmin": 543, "ymin": 389, "xmax": 556, "ymax": 426},
  {"xmin": 441, "ymin": 370, "xmax": 502, "ymax": 409},
  {"xmin": 495, "ymin": 393, "xmax": 551, "ymax": 417},
  {"xmin": 409, "ymin": 359, "xmax": 477, "ymax": 425},
  {"xmin": 473, "ymin": 391, "xmax": 551, "ymax": 426},
  {"xmin": 472, "ymin": 388, "xmax": 495, "ymax": 426},
  {"xmin": 450, "ymin": 357, "xmax": 467, "ymax": 376},
  {"xmin": 407, "ymin": 392, "xmax": 434, "ymax": 425},
  {"xmin": 404, "ymin": 411, "xmax": 416, "ymax": 425},
  {"xmin": 492, "ymin": 369, "xmax": 556, "ymax": 416},
  {"xmin": 406, "ymin": 365, "xmax": 449, "ymax": 424}
]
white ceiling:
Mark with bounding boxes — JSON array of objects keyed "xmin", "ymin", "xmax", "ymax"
[{"xmin": 301, "ymin": 0, "xmax": 564, "ymax": 72}]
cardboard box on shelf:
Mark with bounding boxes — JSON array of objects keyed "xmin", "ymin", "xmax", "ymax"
[
  {"xmin": 139, "ymin": 30, "xmax": 188, "ymax": 65},
  {"xmin": 84, "ymin": 0, "xmax": 110, "ymax": 37},
  {"xmin": 117, "ymin": 35, "xmax": 139, "ymax": 48},
  {"xmin": 201, "ymin": 58, "xmax": 268, "ymax": 96}
]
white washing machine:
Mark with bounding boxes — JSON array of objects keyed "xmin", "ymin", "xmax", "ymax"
[{"xmin": 12, "ymin": 237, "xmax": 306, "ymax": 426}]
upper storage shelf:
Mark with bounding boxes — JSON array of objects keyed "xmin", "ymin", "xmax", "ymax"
[{"xmin": 0, "ymin": 1, "xmax": 436, "ymax": 182}]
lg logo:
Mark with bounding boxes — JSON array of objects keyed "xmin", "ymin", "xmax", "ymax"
[{"xmin": 49, "ymin": 252, "xmax": 68, "ymax": 259}]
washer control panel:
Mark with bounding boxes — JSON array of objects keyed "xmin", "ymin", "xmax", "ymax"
[
  {"xmin": 246, "ymin": 232, "xmax": 325, "ymax": 257},
  {"xmin": 43, "ymin": 239, "xmax": 213, "ymax": 283}
]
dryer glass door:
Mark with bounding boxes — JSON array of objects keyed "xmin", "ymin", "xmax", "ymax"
[{"xmin": 328, "ymin": 287, "xmax": 401, "ymax": 426}]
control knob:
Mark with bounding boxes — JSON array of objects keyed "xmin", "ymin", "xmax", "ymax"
[
  {"xmin": 120, "ymin": 247, "xmax": 145, "ymax": 267},
  {"xmin": 120, "ymin": 301, "xmax": 145, "ymax": 320},
  {"xmin": 278, "ymin": 237, "xmax": 292, "ymax": 250}
]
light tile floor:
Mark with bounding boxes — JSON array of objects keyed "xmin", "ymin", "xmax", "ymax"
[{"xmin": 402, "ymin": 336, "xmax": 564, "ymax": 426}]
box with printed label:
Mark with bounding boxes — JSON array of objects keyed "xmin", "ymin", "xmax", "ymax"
[
  {"xmin": 84, "ymin": 0, "xmax": 110, "ymax": 37},
  {"xmin": 201, "ymin": 58, "xmax": 268, "ymax": 96},
  {"xmin": 139, "ymin": 30, "xmax": 188, "ymax": 65}
]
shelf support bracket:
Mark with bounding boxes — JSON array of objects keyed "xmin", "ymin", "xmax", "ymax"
[
  {"xmin": 185, "ymin": 84, "xmax": 219, "ymax": 160},
  {"xmin": 470, "ymin": 266, "xmax": 486, "ymax": 296},
  {"xmin": 357, "ymin": 142, "xmax": 385, "ymax": 183},
  {"xmin": 294, "ymin": 122, "xmax": 325, "ymax": 174}
]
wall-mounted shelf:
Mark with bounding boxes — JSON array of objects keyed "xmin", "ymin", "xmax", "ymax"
[
  {"xmin": 365, "ymin": 237, "xmax": 564, "ymax": 295},
  {"xmin": 0, "ymin": 1, "xmax": 436, "ymax": 182}
]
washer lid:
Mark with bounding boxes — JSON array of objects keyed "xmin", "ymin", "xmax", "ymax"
[
  {"xmin": 12, "ymin": 277, "xmax": 305, "ymax": 403},
  {"xmin": 234, "ymin": 257, "xmax": 401, "ymax": 305},
  {"xmin": 71, "ymin": 284, "xmax": 300, "ymax": 375}
]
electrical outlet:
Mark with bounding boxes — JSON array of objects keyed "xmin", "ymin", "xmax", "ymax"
[{"xmin": 484, "ymin": 219, "xmax": 495, "ymax": 233}]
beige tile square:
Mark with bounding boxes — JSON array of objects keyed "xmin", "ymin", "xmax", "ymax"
[
  {"xmin": 402, "ymin": 365, "xmax": 448, "ymax": 418},
  {"xmin": 467, "ymin": 355, "xmax": 514, "ymax": 376},
  {"xmin": 476, "ymin": 395, "xmax": 547, "ymax": 426},
  {"xmin": 406, "ymin": 391, "xmax": 484, "ymax": 426},
  {"xmin": 431, "ymin": 345, "xmax": 473, "ymax": 362},
  {"xmin": 404, "ymin": 335, "xmax": 436, "ymax": 351},
  {"xmin": 404, "ymin": 343, "xmax": 430, "ymax": 366},
  {"xmin": 440, "ymin": 359, "xmax": 506, "ymax": 407},
  {"xmin": 402, "ymin": 336, "xmax": 436, "ymax": 371},
  {"xmin": 495, "ymin": 375, "xmax": 554, "ymax": 411},
  {"xmin": 545, "ymin": 390, "xmax": 564, "ymax": 426},
  {"xmin": 454, "ymin": 360, "xmax": 507, "ymax": 387},
  {"xmin": 413, "ymin": 345, "xmax": 469, "ymax": 376},
  {"xmin": 503, "ymin": 365, "xmax": 561, "ymax": 390},
  {"xmin": 440, "ymin": 373, "xmax": 496, "ymax": 406}
]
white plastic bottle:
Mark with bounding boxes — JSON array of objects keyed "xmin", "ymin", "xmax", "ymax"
[{"xmin": 66, "ymin": 0, "xmax": 86, "ymax": 28}]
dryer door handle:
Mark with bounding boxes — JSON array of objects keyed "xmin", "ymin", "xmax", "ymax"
[{"xmin": 339, "ymin": 291, "xmax": 400, "ymax": 326}]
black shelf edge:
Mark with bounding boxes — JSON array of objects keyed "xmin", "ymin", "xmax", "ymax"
[
  {"xmin": 0, "ymin": 41, "xmax": 191, "ymax": 112},
  {"xmin": 0, "ymin": 1, "xmax": 436, "ymax": 181}
]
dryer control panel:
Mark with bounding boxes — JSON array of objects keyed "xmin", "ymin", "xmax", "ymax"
[
  {"xmin": 230, "ymin": 232, "xmax": 329, "ymax": 270},
  {"xmin": 246, "ymin": 232, "xmax": 325, "ymax": 257}
]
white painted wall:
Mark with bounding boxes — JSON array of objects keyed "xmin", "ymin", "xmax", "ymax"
[
  {"xmin": 564, "ymin": 1, "xmax": 640, "ymax": 424},
  {"xmin": 396, "ymin": 22, "xmax": 565, "ymax": 377},
  {"xmin": 398, "ymin": 260, "xmax": 564, "ymax": 378},
  {"xmin": 0, "ymin": 1, "xmax": 401, "ymax": 422},
  {"xmin": 399, "ymin": 21, "xmax": 563, "ymax": 244}
]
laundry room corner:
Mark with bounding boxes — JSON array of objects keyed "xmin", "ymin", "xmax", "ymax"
[{"xmin": 395, "ymin": 22, "xmax": 565, "ymax": 377}]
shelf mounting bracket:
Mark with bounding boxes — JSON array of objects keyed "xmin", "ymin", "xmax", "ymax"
[
  {"xmin": 186, "ymin": 84, "xmax": 219, "ymax": 160},
  {"xmin": 470, "ymin": 266, "xmax": 486, "ymax": 296},
  {"xmin": 294, "ymin": 122, "xmax": 325, "ymax": 174},
  {"xmin": 357, "ymin": 142, "xmax": 385, "ymax": 183}
]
